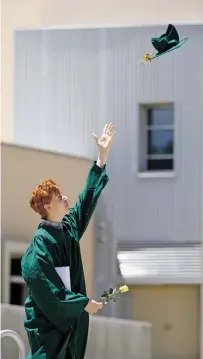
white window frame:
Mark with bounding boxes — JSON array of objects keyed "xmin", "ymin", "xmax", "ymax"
[
  {"xmin": 138, "ymin": 103, "xmax": 175, "ymax": 175},
  {"xmin": 2, "ymin": 241, "xmax": 28, "ymax": 304}
]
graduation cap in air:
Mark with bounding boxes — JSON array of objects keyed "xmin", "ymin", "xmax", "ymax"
[{"xmin": 140, "ymin": 24, "xmax": 188, "ymax": 63}]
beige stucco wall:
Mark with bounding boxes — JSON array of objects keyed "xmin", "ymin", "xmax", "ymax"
[
  {"xmin": 1, "ymin": 142, "xmax": 94, "ymax": 297},
  {"xmin": 1, "ymin": 0, "xmax": 203, "ymax": 142},
  {"xmin": 131, "ymin": 284, "xmax": 200, "ymax": 359}
]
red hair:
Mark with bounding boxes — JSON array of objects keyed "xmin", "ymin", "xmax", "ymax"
[{"xmin": 29, "ymin": 178, "xmax": 61, "ymax": 218}]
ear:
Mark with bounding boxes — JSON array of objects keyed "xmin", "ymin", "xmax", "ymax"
[{"xmin": 44, "ymin": 203, "xmax": 51, "ymax": 212}]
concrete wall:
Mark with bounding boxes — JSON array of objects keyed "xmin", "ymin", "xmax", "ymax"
[
  {"xmin": 1, "ymin": 304, "xmax": 152, "ymax": 359},
  {"xmin": 1, "ymin": 142, "xmax": 94, "ymax": 298},
  {"xmin": 2, "ymin": 0, "xmax": 203, "ymax": 143}
]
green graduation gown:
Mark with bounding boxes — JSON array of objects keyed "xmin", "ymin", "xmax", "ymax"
[{"xmin": 21, "ymin": 162, "xmax": 109, "ymax": 359}]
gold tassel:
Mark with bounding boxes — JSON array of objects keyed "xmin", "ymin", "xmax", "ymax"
[{"xmin": 140, "ymin": 52, "xmax": 152, "ymax": 63}]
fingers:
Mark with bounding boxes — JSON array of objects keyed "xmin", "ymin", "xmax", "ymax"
[
  {"xmin": 103, "ymin": 123, "xmax": 115, "ymax": 138},
  {"xmin": 111, "ymin": 131, "xmax": 116, "ymax": 140},
  {"xmin": 93, "ymin": 307, "xmax": 102, "ymax": 314},
  {"xmin": 97, "ymin": 302, "xmax": 103, "ymax": 309},
  {"xmin": 108, "ymin": 123, "xmax": 114, "ymax": 134},
  {"xmin": 96, "ymin": 303, "xmax": 103, "ymax": 313},
  {"xmin": 103, "ymin": 123, "xmax": 113, "ymax": 135},
  {"xmin": 92, "ymin": 133, "xmax": 99, "ymax": 143},
  {"xmin": 103, "ymin": 124, "xmax": 108, "ymax": 134},
  {"xmin": 92, "ymin": 301, "xmax": 103, "ymax": 314}
]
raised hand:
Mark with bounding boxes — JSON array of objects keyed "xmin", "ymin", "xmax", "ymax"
[{"xmin": 92, "ymin": 123, "xmax": 115, "ymax": 164}]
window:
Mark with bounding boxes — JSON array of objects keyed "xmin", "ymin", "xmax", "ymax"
[
  {"xmin": 10, "ymin": 257, "xmax": 27, "ymax": 305},
  {"xmin": 139, "ymin": 105, "xmax": 174, "ymax": 173},
  {"xmin": 2, "ymin": 241, "xmax": 28, "ymax": 305}
]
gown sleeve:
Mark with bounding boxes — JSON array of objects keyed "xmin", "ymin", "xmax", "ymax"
[
  {"xmin": 63, "ymin": 161, "xmax": 109, "ymax": 241},
  {"xmin": 21, "ymin": 236, "xmax": 89, "ymax": 332}
]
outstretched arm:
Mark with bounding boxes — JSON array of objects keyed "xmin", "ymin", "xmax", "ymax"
[
  {"xmin": 63, "ymin": 123, "xmax": 115, "ymax": 240},
  {"xmin": 65, "ymin": 161, "xmax": 109, "ymax": 240}
]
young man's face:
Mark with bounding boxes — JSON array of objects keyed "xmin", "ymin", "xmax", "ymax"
[{"xmin": 44, "ymin": 194, "xmax": 69, "ymax": 221}]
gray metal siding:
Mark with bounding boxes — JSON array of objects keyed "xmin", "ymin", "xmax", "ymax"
[
  {"xmin": 103, "ymin": 25, "xmax": 203, "ymax": 245},
  {"xmin": 14, "ymin": 29, "xmax": 104, "ymax": 158},
  {"xmin": 14, "ymin": 25, "xmax": 203, "ymax": 246}
]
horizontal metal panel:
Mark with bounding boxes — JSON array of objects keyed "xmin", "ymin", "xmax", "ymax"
[
  {"xmin": 117, "ymin": 245, "xmax": 202, "ymax": 283},
  {"xmin": 117, "ymin": 240, "xmax": 201, "ymax": 250}
]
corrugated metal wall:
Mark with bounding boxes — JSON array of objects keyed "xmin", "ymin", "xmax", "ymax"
[
  {"xmin": 14, "ymin": 28, "xmax": 105, "ymax": 158},
  {"xmin": 14, "ymin": 25, "xmax": 203, "ymax": 246}
]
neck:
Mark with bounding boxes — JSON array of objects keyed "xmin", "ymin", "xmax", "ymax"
[{"xmin": 44, "ymin": 215, "xmax": 62, "ymax": 223}]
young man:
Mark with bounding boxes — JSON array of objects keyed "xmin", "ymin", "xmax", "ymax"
[{"xmin": 21, "ymin": 124, "xmax": 115, "ymax": 359}]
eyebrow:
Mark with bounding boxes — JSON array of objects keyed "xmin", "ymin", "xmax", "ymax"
[{"xmin": 55, "ymin": 194, "xmax": 62, "ymax": 200}]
